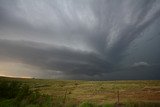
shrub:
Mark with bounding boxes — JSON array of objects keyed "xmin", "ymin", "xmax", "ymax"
[
  {"xmin": 0, "ymin": 81, "xmax": 22, "ymax": 99},
  {"xmin": 0, "ymin": 80, "xmax": 53, "ymax": 107}
]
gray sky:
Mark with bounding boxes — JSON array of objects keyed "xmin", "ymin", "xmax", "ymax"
[{"xmin": 0, "ymin": 0, "xmax": 160, "ymax": 80}]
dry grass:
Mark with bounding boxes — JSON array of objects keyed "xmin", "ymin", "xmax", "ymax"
[{"xmin": 0, "ymin": 76, "xmax": 160, "ymax": 105}]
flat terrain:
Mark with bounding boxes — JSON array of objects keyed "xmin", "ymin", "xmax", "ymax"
[{"xmin": 0, "ymin": 77, "xmax": 160, "ymax": 105}]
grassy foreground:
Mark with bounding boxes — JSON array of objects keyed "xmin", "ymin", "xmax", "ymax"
[{"xmin": 0, "ymin": 76, "xmax": 160, "ymax": 107}]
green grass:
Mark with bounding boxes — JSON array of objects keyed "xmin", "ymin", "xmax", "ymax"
[
  {"xmin": 125, "ymin": 101, "xmax": 160, "ymax": 107},
  {"xmin": 0, "ymin": 99, "xmax": 16, "ymax": 107}
]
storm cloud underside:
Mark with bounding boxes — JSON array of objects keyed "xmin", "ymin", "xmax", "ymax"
[{"xmin": 0, "ymin": 0, "xmax": 160, "ymax": 80}]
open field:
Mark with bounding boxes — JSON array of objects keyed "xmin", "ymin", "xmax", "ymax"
[{"xmin": 0, "ymin": 76, "xmax": 160, "ymax": 107}]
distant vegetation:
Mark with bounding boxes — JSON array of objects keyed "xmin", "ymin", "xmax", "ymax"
[{"xmin": 0, "ymin": 77, "xmax": 160, "ymax": 107}]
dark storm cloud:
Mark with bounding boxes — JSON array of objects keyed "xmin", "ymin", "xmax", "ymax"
[
  {"xmin": 0, "ymin": 39, "xmax": 111, "ymax": 76},
  {"xmin": 0, "ymin": 0, "xmax": 160, "ymax": 79}
]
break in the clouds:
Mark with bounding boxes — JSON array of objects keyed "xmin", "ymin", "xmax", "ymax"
[{"xmin": 0, "ymin": 0, "xmax": 160, "ymax": 80}]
